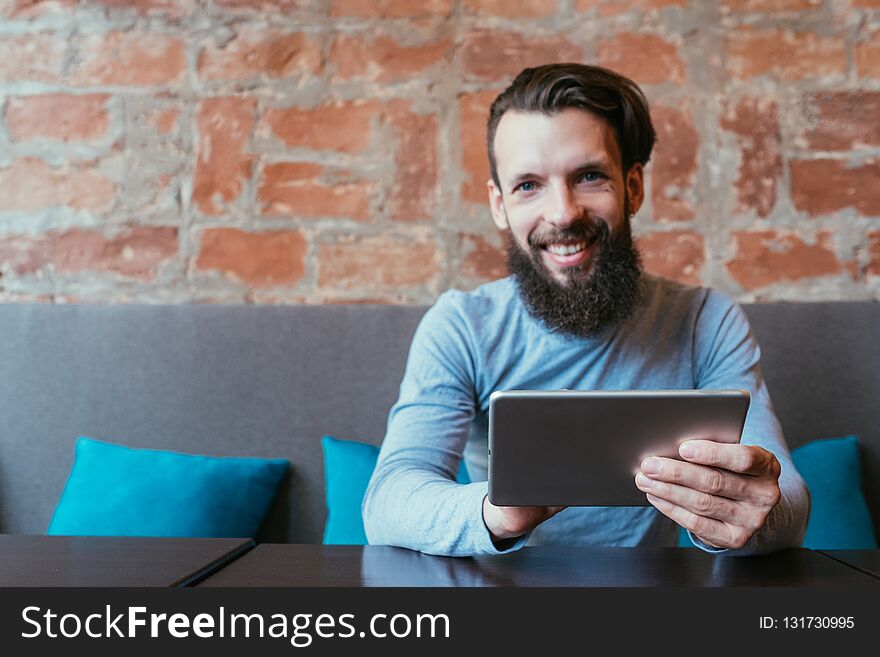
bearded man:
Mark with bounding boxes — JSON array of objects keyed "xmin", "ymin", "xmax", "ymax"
[{"xmin": 362, "ymin": 63, "xmax": 809, "ymax": 556}]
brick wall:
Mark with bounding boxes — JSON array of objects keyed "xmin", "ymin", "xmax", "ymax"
[{"xmin": 0, "ymin": 0, "xmax": 878, "ymax": 304}]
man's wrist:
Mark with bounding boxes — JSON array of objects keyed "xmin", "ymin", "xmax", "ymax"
[
  {"xmin": 481, "ymin": 495, "xmax": 523, "ymax": 541},
  {"xmin": 481, "ymin": 495, "xmax": 526, "ymax": 551}
]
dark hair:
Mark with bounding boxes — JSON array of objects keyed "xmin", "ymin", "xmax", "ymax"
[{"xmin": 487, "ymin": 63, "xmax": 656, "ymax": 188}]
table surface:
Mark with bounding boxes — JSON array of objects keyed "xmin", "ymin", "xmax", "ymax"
[
  {"xmin": 197, "ymin": 544, "xmax": 880, "ymax": 587},
  {"xmin": 0, "ymin": 535, "xmax": 254, "ymax": 587},
  {"xmin": 819, "ymin": 550, "xmax": 880, "ymax": 580}
]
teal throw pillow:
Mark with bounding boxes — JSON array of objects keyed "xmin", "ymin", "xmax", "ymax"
[
  {"xmin": 48, "ymin": 437, "xmax": 289, "ymax": 538},
  {"xmin": 792, "ymin": 435, "xmax": 877, "ymax": 550},
  {"xmin": 321, "ymin": 435, "xmax": 470, "ymax": 545}
]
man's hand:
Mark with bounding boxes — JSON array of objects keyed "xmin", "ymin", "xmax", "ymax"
[
  {"xmin": 634, "ymin": 440, "xmax": 782, "ymax": 550},
  {"xmin": 482, "ymin": 496, "xmax": 565, "ymax": 543}
]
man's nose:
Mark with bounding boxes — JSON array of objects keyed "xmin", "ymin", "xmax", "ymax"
[{"xmin": 544, "ymin": 184, "xmax": 582, "ymax": 228}]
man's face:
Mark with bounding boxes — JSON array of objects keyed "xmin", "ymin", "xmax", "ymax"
[
  {"xmin": 488, "ymin": 108, "xmax": 643, "ymax": 284},
  {"xmin": 487, "ymin": 108, "xmax": 646, "ymax": 336}
]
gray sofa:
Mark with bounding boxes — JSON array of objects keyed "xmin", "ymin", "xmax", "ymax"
[{"xmin": 0, "ymin": 301, "xmax": 877, "ymax": 544}]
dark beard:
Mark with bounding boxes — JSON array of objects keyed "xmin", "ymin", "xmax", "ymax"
[{"xmin": 506, "ymin": 219, "xmax": 644, "ymax": 338}]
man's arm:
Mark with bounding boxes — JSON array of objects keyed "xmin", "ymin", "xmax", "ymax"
[
  {"xmin": 636, "ymin": 290, "xmax": 809, "ymax": 555},
  {"xmin": 362, "ymin": 293, "xmax": 533, "ymax": 556}
]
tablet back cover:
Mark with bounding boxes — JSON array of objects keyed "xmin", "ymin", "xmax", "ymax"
[{"xmin": 487, "ymin": 390, "xmax": 749, "ymax": 506}]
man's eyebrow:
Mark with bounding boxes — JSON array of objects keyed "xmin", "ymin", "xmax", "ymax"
[
  {"xmin": 506, "ymin": 171, "xmax": 539, "ymax": 187},
  {"xmin": 572, "ymin": 158, "xmax": 612, "ymax": 171}
]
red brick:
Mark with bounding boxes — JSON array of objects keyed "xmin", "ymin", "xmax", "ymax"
[
  {"xmin": 258, "ymin": 162, "xmax": 371, "ymax": 220},
  {"xmin": 720, "ymin": 97, "xmax": 782, "ymax": 218},
  {"xmin": 0, "ymin": 0, "xmax": 74, "ymax": 19},
  {"xmin": 0, "ymin": 34, "xmax": 66, "ymax": 83},
  {"xmin": 0, "ymin": 158, "xmax": 116, "ymax": 213},
  {"xmin": 196, "ymin": 228, "xmax": 306, "ymax": 288},
  {"xmin": 52, "ymin": 227, "xmax": 178, "ymax": 280},
  {"xmin": 854, "ymin": 0, "xmax": 880, "ymax": 6},
  {"xmin": 464, "ymin": 0, "xmax": 556, "ymax": 18},
  {"xmin": 0, "ymin": 234, "xmax": 51, "ymax": 275},
  {"xmin": 868, "ymin": 231, "xmax": 880, "ymax": 277},
  {"xmin": 726, "ymin": 230, "xmax": 843, "ymax": 290},
  {"xmin": 147, "ymin": 107, "xmax": 180, "ymax": 134},
  {"xmin": 329, "ymin": 34, "xmax": 449, "ymax": 83},
  {"xmin": 264, "ymin": 100, "xmax": 380, "ymax": 153},
  {"xmin": 790, "ymin": 159, "xmax": 880, "ymax": 216},
  {"xmin": 460, "ymin": 89, "xmax": 499, "ymax": 204},
  {"xmin": 721, "ymin": 0, "xmax": 821, "ymax": 11},
  {"xmin": 5, "ymin": 94, "xmax": 110, "ymax": 142},
  {"xmin": 91, "ymin": 0, "xmax": 193, "ymax": 15},
  {"xmin": 576, "ymin": 0, "xmax": 685, "ymax": 14},
  {"xmin": 726, "ymin": 29, "xmax": 846, "ymax": 80},
  {"xmin": 192, "ymin": 97, "xmax": 257, "ymax": 216},
  {"xmin": 317, "ymin": 235, "xmax": 439, "ymax": 290},
  {"xmin": 460, "ymin": 31, "xmax": 582, "ymax": 81},
  {"xmin": 317, "ymin": 294, "xmax": 404, "ymax": 304},
  {"xmin": 0, "ymin": 292, "xmax": 57, "ymax": 303},
  {"xmin": 597, "ymin": 33, "xmax": 686, "ymax": 85},
  {"xmin": 330, "ymin": 0, "xmax": 452, "ymax": 17},
  {"xmin": 798, "ymin": 92, "xmax": 880, "ymax": 150},
  {"xmin": 386, "ymin": 101, "xmax": 437, "ymax": 221},
  {"xmin": 197, "ymin": 30, "xmax": 322, "ymax": 82},
  {"xmin": 650, "ymin": 104, "xmax": 698, "ymax": 221},
  {"xmin": 856, "ymin": 30, "xmax": 880, "ymax": 79},
  {"xmin": 211, "ymin": 0, "xmax": 301, "ymax": 10},
  {"xmin": 70, "ymin": 31, "xmax": 185, "ymax": 87},
  {"xmin": 636, "ymin": 231, "xmax": 704, "ymax": 285},
  {"xmin": 458, "ymin": 233, "xmax": 507, "ymax": 282}
]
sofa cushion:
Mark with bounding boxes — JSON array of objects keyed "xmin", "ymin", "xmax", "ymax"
[
  {"xmin": 792, "ymin": 435, "xmax": 878, "ymax": 550},
  {"xmin": 47, "ymin": 437, "xmax": 288, "ymax": 538},
  {"xmin": 321, "ymin": 435, "xmax": 470, "ymax": 545}
]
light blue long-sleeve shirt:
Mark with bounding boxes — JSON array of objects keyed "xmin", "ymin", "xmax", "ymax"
[{"xmin": 363, "ymin": 274, "xmax": 809, "ymax": 556}]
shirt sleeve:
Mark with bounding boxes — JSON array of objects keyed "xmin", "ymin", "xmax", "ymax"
[
  {"xmin": 362, "ymin": 293, "xmax": 529, "ymax": 556},
  {"xmin": 690, "ymin": 289, "xmax": 810, "ymax": 555}
]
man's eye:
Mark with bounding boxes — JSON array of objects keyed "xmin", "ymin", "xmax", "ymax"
[
  {"xmin": 580, "ymin": 171, "xmax": 604, "ymax": 183},
  {"xmin": 513, "ymin": 180, "xmax": 538, "ymax": 193}
]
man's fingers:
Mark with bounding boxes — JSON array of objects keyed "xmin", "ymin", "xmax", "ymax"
[
  {"xmin": 678, "ymin": 441, "xmax": 780, "ymax": 476},
  {"xmin": 637, "ymin": 442, "xmax": 784, "ymax": 551},
  {"xmin": 635, "ymin": 472, "xmax": 743, "ymax": 524},
  {"xmin": 644, "ymin": 493, "xmax": 751, "ymax": 550},
  {"xmin": 639, "ymin": 457, "xmax": 752, "ymax": 501}
]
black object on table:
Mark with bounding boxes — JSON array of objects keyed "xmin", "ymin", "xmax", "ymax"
[
  {"xmin": 0, "ymin": 535, "xmax": 254, "ymax": 587},
  {"xmin": 819, "ymin": 550, "xmax": 880, "ymax": 580}
]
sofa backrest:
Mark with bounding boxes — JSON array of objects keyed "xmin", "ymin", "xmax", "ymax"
[
  {"xmin": 744, "ymin": 302, "xmax": 880, "ymax": 540},
  {"xmin": 0, "ymin": 301, "xmax": 877, "ymax": 543}
]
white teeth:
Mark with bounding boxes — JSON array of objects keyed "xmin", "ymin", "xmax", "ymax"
[{"xmin": 546, "ymin": 241, "xmax": 587, "ymax": 256}]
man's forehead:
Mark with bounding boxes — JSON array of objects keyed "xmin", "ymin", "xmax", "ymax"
[{"xmin": 493, "ymin": 108, "xmax": 622, "ymax": 179}]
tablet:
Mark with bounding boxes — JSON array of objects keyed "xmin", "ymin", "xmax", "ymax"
[{"xmin": 487, "ymin": 389, "xmax": 749, "ymax": 507}]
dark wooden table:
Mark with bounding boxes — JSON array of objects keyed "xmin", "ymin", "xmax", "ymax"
[
  {"xmin": 0, "ymin": 535, "xmax": 254, "ymax": 586},
  {"xmin": 197, "ymin": 544, "xmax": 880, "ymax": 587},
  {"xmin": 819, "ymin": 550, "xmax": 880, "ymax": 580}
]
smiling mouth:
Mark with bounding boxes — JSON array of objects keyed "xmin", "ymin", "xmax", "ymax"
[
  {"xmin": 545, "ymin": 240, "xmax": 589, "ymax": 257},
  {"xmin": 539, "ymin": 237, "xmax": 598, "ymax": 271}
]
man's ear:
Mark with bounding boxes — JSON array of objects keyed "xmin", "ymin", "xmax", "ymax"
[
  {"xmin": 625, "ymin": 163, "xmax": 645, "ymax": 216},
  {"xmin": 487, "ymin": 179, "xmax": 509, "ymax": 229}
]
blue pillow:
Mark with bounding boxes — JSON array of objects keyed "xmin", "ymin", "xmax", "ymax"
[
  {"xmin": 48, "ymin": 437, "xmax": 289, "ymax": 538},
  {"xmin": 677, "ymin": 435, "xmax": 877, "ymax": 549},
  {"xmin": 792, "ymin": 435, "xmax": 877, "ymax": 550},
  {"xmin": 321, "ymin": 435, "xmax": 470, "ymax": 545}
]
